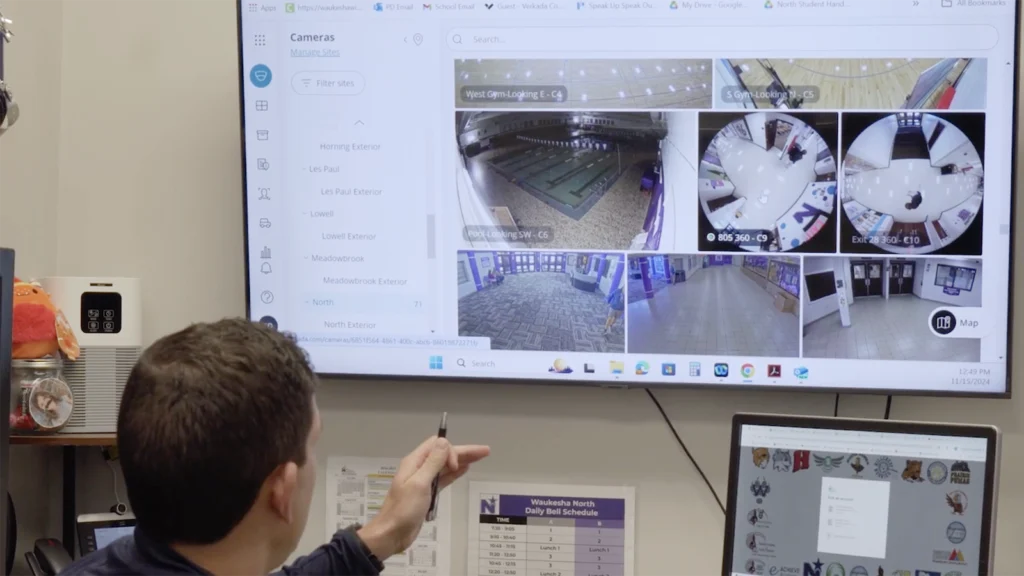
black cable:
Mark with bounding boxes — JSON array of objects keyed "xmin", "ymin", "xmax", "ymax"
[
  {"xmin": 833, "ymin": 394, "xmax": 840, "ymax": 417},
  {"xmin": 645, "ymin": 389, "xmax": 725, "ymax": 514},
  {"xmin": 883, "ymin": 395, "xmax": 893, "ymax": 420}
]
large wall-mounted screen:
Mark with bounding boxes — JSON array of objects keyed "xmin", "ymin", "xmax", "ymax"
[{"xmin": 239, "ymin": 0, "xmax": 1015, "ymax": 396}]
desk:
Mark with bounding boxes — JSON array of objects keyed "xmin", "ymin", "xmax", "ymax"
[{"xmin": 11, "ymin": 435, "xmax": 117, "ymax": 556}]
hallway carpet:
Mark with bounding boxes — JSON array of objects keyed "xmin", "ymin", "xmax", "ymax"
[{"xmin": 459, "ymin": 272, "xmax": 625, "ymax": 353}]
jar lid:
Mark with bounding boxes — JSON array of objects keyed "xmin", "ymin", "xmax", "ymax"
[{"xmin": 12, "ymin": 358, "xmax": 64, "ymax": 369}]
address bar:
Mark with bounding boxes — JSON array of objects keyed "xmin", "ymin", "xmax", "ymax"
[{"xmin": 447, "ymin": 24, "xmax": 998, "ymax": 52}]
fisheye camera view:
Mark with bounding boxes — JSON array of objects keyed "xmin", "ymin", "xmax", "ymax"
[
  {"xmin": 802, "ymin": 256, "xmax": 981, "ymax": 362},
  {"xmin": 626, "ymin": 253, "xmax": 800, "ymax": 358},
  {"xmin": 715, "ymin": 58, "xmax": 987, "ymax": 110},
  {"xmin": 840, "ymin": 112, "xmax": 985, "ymax": 255},
  {"xmin": 453, "ymin": 111, "xmax": 676, "ymax": 251},
  {"xmin": 454, "ymin": 58, "xmax": 714, "ymax": 109},
  {"xmin": 456, "ymin": 250, "xmax": 626, "ymax": 353},
  {"xmin": 696, "ymin": 112, "xmax": 838, "ymax": 253}
]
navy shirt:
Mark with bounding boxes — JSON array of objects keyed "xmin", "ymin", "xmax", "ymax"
[{"xmin": 62, "ymin": 527, "xmax": 382, "ymax": 576}]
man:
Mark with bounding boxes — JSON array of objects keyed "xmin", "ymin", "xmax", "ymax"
[{"xmin": 63, "ymin": 318, "xmax": 490, "ymax": 575}]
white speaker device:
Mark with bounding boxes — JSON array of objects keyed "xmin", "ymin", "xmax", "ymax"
[{"xmin": 39, "ymin": 277, "xmax": 142, "ymax": 434}]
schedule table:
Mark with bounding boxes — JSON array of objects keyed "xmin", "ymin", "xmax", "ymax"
[{"xmin": 468, "ymin": 482, "xmax": 635, "ymax": 576}]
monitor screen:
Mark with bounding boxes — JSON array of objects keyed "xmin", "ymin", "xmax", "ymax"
[
  {"xmin": 729, "ymin": 424, "xmax": 991, "ymax": 576},
  {"xmin": 93, "ymin": 526, "xmax": 134, "ymax": 551},
  {"xmin": 238, "ymin": 0, "xmax": 1015, "ymax": 394}
]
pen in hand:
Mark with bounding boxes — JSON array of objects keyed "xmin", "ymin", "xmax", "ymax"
[{"xmin": 426, "ymin": 412, "xmax": 448, "ymax": 522}]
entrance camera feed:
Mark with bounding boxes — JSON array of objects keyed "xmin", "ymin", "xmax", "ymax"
[
  {"xmin": 697, "ymin": 112, "xmax": 838, "ymax": 253},
  {"xmin": 715, "ymin": 58, "xmax": 987, "ymax": 110},
  {"xmin": 457, "ymin": 251, "xmax": 626, "ymax": 353},
  {"xmin": 840, "ymin": 112, "xmax": 985, "ymax": 255},
  {"xmin": 455, "ymin": 58, "xmax": 714, "ymax": 109},
  {"xmin": 802, "ymin": 257, "xmax": 981, "ymax": 362},
  {"xmin": 454, "ymin": 111, "xmax": 674, "ymax": 251},
  {"xmin": 627, "ymin": 254, "xmax": 800, "ymax": 358}
]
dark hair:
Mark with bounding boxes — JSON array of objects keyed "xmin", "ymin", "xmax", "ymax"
[{"xmin": 118, "ymin": 318, "xmax": 317, "ymax": 544}]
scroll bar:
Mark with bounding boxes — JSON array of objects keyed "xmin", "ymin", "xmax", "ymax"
[{"xmin": 426, "ymin": 214, "xmax": 438, "ymax": 334}]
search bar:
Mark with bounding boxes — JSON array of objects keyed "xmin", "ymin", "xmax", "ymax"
[{"xmin": 447, "ymin": 24, "xmax": 998, "ymax": 52}]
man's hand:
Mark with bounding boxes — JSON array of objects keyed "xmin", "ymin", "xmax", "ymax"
[{"xmin": 358, "ymin": 437, "xmax": 490, "ymax": 559}]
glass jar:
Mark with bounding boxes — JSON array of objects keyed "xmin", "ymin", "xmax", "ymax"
[{"xmin": 10, "ymin": 358, "xmax": 74, "ymax": 434}]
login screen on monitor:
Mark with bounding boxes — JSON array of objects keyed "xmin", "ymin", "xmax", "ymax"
[
  {"xmin": 239, "ymin": 0, "xmax": 1016, "ymax": 394},
  {"xmin": 731, "ymin": 425, "xmax": 989, "ymax": 576}
]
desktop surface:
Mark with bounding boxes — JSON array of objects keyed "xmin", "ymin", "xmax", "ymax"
[{"xmin": 724, "ymin": 415, "xmax": 998, "ymax": 576}]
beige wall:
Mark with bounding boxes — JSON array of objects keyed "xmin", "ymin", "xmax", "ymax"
[{"xmin": 0, "ymin": 1, "xmax": 1021, "ymax": 574}]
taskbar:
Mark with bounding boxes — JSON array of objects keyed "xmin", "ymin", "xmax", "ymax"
[{"xmin": 300, "ymin": 344, "xmax": 1008, "ymax": 395}]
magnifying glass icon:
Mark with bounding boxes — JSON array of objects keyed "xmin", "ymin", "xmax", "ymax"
[
  {"xmin": 457, "ymin": 358, "xmax": 466, "ymax": 367},
  {"xmin": 452, "ymin": 34, "xmax": 462, "ymax": 44}
]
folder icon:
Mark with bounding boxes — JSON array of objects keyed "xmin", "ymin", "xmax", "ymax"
[{"xmin": 609, "ymin": 360, "xmax": 624, "ymax": 374}]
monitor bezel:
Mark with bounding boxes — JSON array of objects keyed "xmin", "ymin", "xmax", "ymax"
[
  {"xmin": 0, "ymin": 248, "xmax": 14, "ymax": 575},
  {"xmin": 722, "ymin": 413, "xmax": 1001, "ymax": 576},
  {"xmin": 234, "ymin": 1, "xmax": 1018, "ymax": 398}
]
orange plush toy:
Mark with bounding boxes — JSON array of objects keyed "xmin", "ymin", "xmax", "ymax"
[{"xmin": 11, "ymin": 278, "xmax": 80, "ymax": 360}]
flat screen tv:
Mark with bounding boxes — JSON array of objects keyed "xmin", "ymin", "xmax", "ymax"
[{"xmin": 237, "ymin": 1, "xmax": 1016, "ymax": 396}]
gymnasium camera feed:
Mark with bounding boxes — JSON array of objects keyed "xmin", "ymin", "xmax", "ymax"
[
  {"xmin": 626, "ymin": 253, "xmax": 801, "ymax": 358},
  {"xmin": 454, "ymin": 111, "xmax": 676, "ymax": 251},
  {"xmin": 802, "ymin": 256, "xmax": 981, "ymax": 362},
  {"xmin": 454, "ymin": 58, "xmax": 714, "ymax": 110},
  {"xmin": 696, "ymin": 112, "xmax": 838, "ymax": 253},
  {"xmin": 840, "ymin": 112, "xmax": 985, "ymax": 256},
  {"xmin": 715, "ymin": 58, "xmax": 986, "ymax": 110},
  {"xmin": 456, "ymin": 251, "xmax": 626, "ymax": 354}
]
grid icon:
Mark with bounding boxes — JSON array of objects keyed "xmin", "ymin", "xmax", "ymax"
[
  {"xmin": 255, "ymin": 100, "xmax": 269, "ymax": 112},
  {"xmin": 428, "ymin": 356, "xmax": 443, "ymax": 370}
]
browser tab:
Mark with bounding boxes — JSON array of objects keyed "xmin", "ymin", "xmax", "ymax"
[{"xmin": 519, "ymin": 0, "xmax": 565, "ymax": 9}]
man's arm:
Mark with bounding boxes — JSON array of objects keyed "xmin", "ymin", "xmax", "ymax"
[
  {"xmin": 277, "ymin": 439, "xmax": 489, "ymax": 576},
  {"xmin": 276, "ymin": 528, "xmax": 380, "ymax": 576}
]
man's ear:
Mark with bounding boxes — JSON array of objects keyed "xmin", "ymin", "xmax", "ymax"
[{"xmin": 267, "ymin": 462, "xmax": 300, "ymax": 523}]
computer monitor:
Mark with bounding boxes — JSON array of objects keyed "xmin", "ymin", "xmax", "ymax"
[
  {"xmin": 238, "ymin": 1, "xmax": 1017, "ymax": 396},
  {"xmin": 0, "ymin": 248, "xmax": 14, "ymax": 576},
  {"xmin": 723, "ymin": 413, "xmax": 1000, "ymax": 576},
  {"xmin": 76, "ymin": 513, "xmax": 136, "ymax": 556}
]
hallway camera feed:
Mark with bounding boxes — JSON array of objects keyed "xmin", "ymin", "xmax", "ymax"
[
  {"xmin": 626, "ymin": 254, "xmax": 801, "ymax": 358},
  {"xmin": 697, "ymin": 112, "xmax": 838, "ymax": 253},
  {"xmin": 802, "ymin": 257, "xmax": 981, "ymax": 362},
  {"xmin": 840, "ymin": 112, "xmax": 985, "ymax": 255},
  {"xmin": 454, "ymin": 111, "xmax": 682, "ymax": 251},
  {"xmin": 715, "ymin": 58, "xmax": 987, "ymax": 110},
  {"xmin": 455, "ymin": 59, "xmax": 713, "ymax": 109},
  {"xmin": 457, "ymin": 251, "xmax": 626, "ymax": 353}
]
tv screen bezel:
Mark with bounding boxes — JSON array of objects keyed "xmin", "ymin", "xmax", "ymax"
[{"xmin": 234, "ymin": 3, "xmax": 1017, "ymax": 398}]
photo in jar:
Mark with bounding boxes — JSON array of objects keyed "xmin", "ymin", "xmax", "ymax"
[{"xmin": 28, "ymin": 377, "xmax": 73, "ymax": 431}]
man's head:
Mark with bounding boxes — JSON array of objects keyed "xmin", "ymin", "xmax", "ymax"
[{"xmin": 118, "ymin": 318, "xmax": 320, "ymax": 565}]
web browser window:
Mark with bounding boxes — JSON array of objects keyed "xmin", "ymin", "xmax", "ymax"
[
  {"xmin": 240, "ymin": 0, "xmax": 1015, "ymax": 394},
  {"xmin": 732, "ymin": 424, "xmax": 989, "ymax": 576}
]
